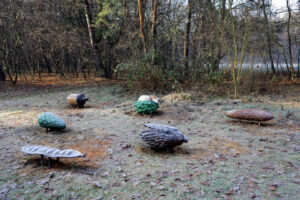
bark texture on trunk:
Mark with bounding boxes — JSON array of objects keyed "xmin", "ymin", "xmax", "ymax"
[
  {"xmin": 151, "ymin": 0, "xmax": 158, "ymax": 43},
  {"xmin": 0, "ymin": 67, "xmax": 5, "ymax": 81},
  {"xmin": 151, "ymin": 0, "xmax": 158, "ymax": 64},
  {"xmin": 286, "ymin": 0, "xmax": 294, "ymax": 74},
  {"xmin": 183, "ymin": 0, "xmax": 192, "ymax": 77},
  {"xmin": 262, "ymin": 0, "xmax": 276, "ymax": 74},
  {"xmin": 83, "ymin": 0, "xmax": 109, "ymax": 77},
  {"xmin": 83, "ymin": 0, "xmax": 95, "ymax": 48},
  {"xmin": 138, "ymin": 0, "xmax": 147, "ymax": 54}
]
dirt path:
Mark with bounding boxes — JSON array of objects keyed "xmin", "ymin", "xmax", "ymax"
[{"xmin": 0, "ymin": 85, "xmax": 299, "ymax": 199}]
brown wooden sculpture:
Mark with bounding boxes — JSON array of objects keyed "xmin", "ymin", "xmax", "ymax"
[
  {"xmin": 225, "ymin": 109, "xmax": 274, "ymax": 125},
  {"xmin": 67, "ymin": 94, "xmax": 89, "ymax": 108}
]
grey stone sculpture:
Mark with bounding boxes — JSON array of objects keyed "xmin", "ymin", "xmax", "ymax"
[
  {"xmin": 141, "ymin": 123, "xmax": 188, "ymax": 149},
  {"xmin": 22, "ymin": 145, "xmax": 85, "ymax": 168}
]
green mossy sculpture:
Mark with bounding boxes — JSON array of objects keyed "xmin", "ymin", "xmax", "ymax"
[
  {"xmin": 38, "ymin": 112, "xmax": 66, "ymax": 130},
  {"xmin": 133, "ymin": 101, "xmax": 159, "ymax": 114}
]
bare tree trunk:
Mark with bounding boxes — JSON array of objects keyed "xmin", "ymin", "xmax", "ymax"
[
  {"xmin": 215, "ymin": 0, "xmax": 226, "ymax": 71},
  {"xmin": 83, "ymin": 0, "xmax": 106, "ymax": 77},
  {"xmin": 262, "ymin": 0, "xmax": 276, "ymax": 74},
  {"xmin": 151, "ymin": 0, "xmax": 158, "ymax": 64},
  {"xmin": 298, "ymin": 48, "xmax": 300, "ymax": 74},
  {"xmin": 0, "ymin": 62, "xmax": 5, "ymax": 81},
  {"xmin": 286, "ymin": 0, "xmax": 294, "ymax": 76},
  {"xmin": 138, "ymin": 0, "xmax": 147, "ymax": 54},
  {"xmin": 183, "ymin": 0, "xmax": 192, "ymax": 77},
  {"xmin": 151, "ymin": 0, "xmax": 158, "ymax": 49},
  {"xmin": 84, "ymin": 0, "xmax": 95, "ymax": 48}
]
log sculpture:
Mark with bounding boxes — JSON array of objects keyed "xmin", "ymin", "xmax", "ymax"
[
  {"xmin": 141, "ymin": 123, "xmax": 188, "ymax": 149},
  {"xmin": 22, "ymin": 145, "xmax": 85, "ymax": 168},
  {"xmin": 225, "ymin": 109, "xmax": 274, "ymax": 125},
  {"xmin": 38, "ymin": 112, "xmax": 66, "ymax": 132},
  {"xmin": 67, "ymin": 94, "xmax": 89, "ymax": 108}
]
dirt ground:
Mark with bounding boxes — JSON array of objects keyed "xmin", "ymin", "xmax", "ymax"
[{"xmin": 0, "ymin": 83, "xmax": 299, "ymax": 200}]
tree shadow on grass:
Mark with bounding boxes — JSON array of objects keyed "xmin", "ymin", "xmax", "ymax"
[
  {"xmin": 136, "ymin": 145, "xmax": 191, "ymax": 156},
  {"xmin": 226, "ymin": 119, "xmax": 275, "ymax": 127},
  {"xmin": 23, "ymin": 157, "xmax": 100, "ymax": 175}
]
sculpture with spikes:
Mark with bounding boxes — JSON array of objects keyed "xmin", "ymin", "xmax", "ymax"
[{"xmin": 141, "ymin": 123, "xmax": 188, "ymax": 149}]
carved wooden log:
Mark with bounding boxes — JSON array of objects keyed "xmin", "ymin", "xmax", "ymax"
[
  {"xmin": 225, "ymin": 109, "xmax": 274, "ymax": 122},
  {"xmin": 141, "ymin": 123, "xmax": 188, "ymax": 149},
  {"xmin": 22, "ymin": 145, "xmax": 85, "ymax": 168},
  {"xmin": 67, "ymin": 94, "xmax": 89, "ymax": 108}
]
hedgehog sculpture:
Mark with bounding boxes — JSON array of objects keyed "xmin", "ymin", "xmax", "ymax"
[
  {"xmin": 141, "ymin": 123, "xmax": 188, "ymax": 149},
  {"xmin": 225, "ymin": 109, "xmax": 274, "ymax": 125},
  {"xmin": 22, "ymin": 145, "xmax": 85, "ymax": 168},
  {"xmin": 67, "ymin": 94, "xmax": 89, "ymax": 108}
]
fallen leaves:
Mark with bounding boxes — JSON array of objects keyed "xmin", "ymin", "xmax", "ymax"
[
  {"xmin": 92, "ymin": 181, "xmax": 103, "ymax": 188},
  {"xmin": 269, "ymin": 182, "xmax": 281, "ymax": 191}
]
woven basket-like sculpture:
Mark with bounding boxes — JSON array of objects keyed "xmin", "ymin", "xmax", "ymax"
[
  {"xmin": 22, "ymin": 145, "xmax": 85, "ymax": 168},
  {"xmin": 67, "ymin": 94, "xmax": 89, "ymax": 108},
  {"xmin": 141, "ymin": 123, "xmax": 188, "ymax": 149},
  {"xmin": 133, "ymin": 101, "xmax": 159, "ymax": 114},
  {"xmin": 225, "ymin": 109, "xmax": 274, "ymax": 123},
  {"xmin": 38, "ymin": 112, "xmax": 66, "ymax": 131}
]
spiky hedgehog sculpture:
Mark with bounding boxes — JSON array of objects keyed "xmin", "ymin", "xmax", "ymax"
[
  {"xmin": 225, "ymin": 109, "xmax": 274, "ymax": 125},
  {"xmin": 141, "ymin": 123, "xmax": 188, "ymax": 149},
  {"xmin": 67, "ymin": 94, "xmax": 89, "ymax": 108},
  {"xmin": 22, "ymin": 145, "xmax": 85, "ymax": 168}
]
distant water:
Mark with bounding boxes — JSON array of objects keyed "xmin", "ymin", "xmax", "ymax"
[{"xmin": 219, "ymin": 63, "xmax": 299, "ymax": 72}]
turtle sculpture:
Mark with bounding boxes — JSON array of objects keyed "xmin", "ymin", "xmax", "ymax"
[
  {"xmin": 134, "ymin": 95, "xmax": 159, "ymax": 114},
  {"xmin": 141, "ymin": 123, "xmax": 188, "ymax": 149},
  {"xmin": 67, "ymin": 94, "xmax": 89, "ymax": 108},
  {"xmin": 38, "ymin": 112, "xmax": 66, "ymax": 132},
  {"xmin": 225, "ymin": 109, "xmax": 274, "ymax": 125},
  {"xmin": 22, "ymin": 145, "xmax": 85, "ymax": 169}
]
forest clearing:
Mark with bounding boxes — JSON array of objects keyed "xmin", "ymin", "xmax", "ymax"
[
  {"xmin": 0, "ymin": 78, "xmax": 300, "ymax": 199},
  {"xmin": 1, "ymin": 0, "xmax": 300, "ymax": 199}
]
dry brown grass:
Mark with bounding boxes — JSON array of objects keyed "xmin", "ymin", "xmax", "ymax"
[
  {"xmin": 189, "ymin": 137, "xmax": 250, "ymax": 159},
  {"xmin": 68, "ymin": 138, "xmax": 111, "ymax": 169}
]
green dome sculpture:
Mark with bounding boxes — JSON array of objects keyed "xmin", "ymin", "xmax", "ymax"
[
  {"xmin": 38, "ymin": 112, "xmax": 66, "ymax": 130},
  {"xmin": 133, "ymin": 101, "xmax": 159, "ymax": 114}
]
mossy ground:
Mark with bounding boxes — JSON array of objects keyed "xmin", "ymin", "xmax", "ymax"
[{"xmin": 0, "ymin": 83, "xmax": 299, "ymax": 199}]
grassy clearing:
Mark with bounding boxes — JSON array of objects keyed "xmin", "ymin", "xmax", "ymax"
[{"xmin": 0, "ymin": 83, "xmax": 299, "ymax": 199}]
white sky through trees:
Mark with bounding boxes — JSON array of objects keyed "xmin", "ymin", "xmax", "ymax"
[{"xmin": 272, "ymin": 0, "xmax": 298, "ymax": 9}]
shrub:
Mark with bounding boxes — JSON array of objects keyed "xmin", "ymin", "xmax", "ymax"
[{"xmin": 115, "ymin": 52, "xmax": 180, "ymax": 91}]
